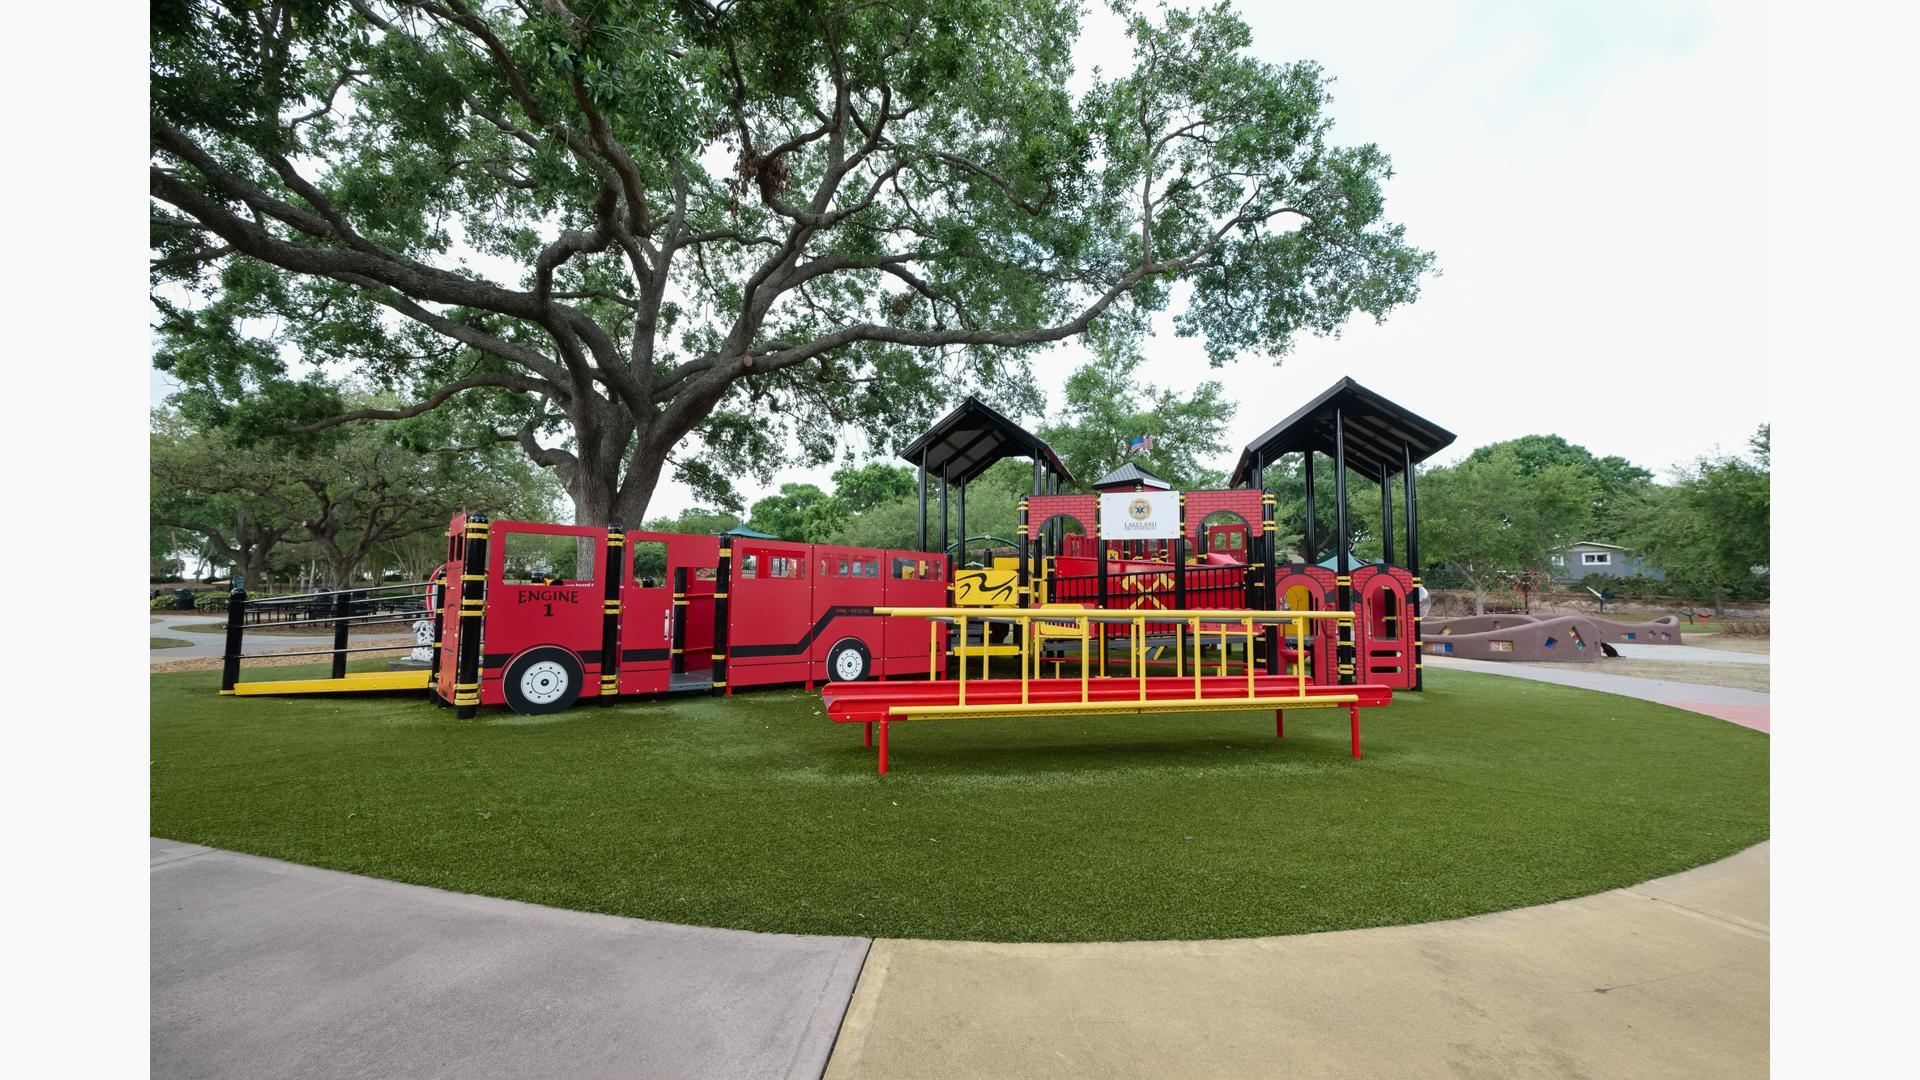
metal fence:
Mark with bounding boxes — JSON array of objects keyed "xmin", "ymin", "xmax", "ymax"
[{"xmin": 221, "ymin": 579, "xmax": 442, "ymax": 691}]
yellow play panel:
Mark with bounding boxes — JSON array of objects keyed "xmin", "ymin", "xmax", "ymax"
[{"xmin": 226, "ymin": 669, "xmax": 432, "ymax": 696}]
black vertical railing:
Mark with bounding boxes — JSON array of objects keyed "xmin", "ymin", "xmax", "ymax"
[
  {"xmin": 330, "ymin": 589, "xmax": 352, "ymax": 680},
  {"xmin": 671, "ymin": 566, "xmax": 689, "ymax": 674},
  {"xmin": 712, "ymin": 538, "xmax": 732, "ymax": 694},
  {"xmin": 221, "ymin": 588, "xmax": 247, "ymax": 692},
  {"xmin": 600, "ymin": 525, "xmax": 625, "ymax": 703},
  {"xmin": 454, "ymin": 515, "xmax": 490, "ymax": 718}
]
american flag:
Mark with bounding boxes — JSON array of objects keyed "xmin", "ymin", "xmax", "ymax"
[{"xmin": 1127, "ymin": 435, "xmax": 1155, "ymax": 455}]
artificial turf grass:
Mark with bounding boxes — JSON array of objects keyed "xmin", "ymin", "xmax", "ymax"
[{"xmin": 150, "ymin": 664, "xmax": 1768, "ymax": 943}]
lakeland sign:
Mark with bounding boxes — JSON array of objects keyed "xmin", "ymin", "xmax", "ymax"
[{"xmin": 1098, "ymin": 490, "xmax": 1179, "ymax": 540}]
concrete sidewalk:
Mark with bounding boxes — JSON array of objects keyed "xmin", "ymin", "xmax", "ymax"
[
  {"xmin": 1613, "ymin": 642, "xmax": 1770, "ymax": 665},
  {"xmin": 825, "ymin": 844, "xmax": 1769, "ymax": 1080},
  {"xmin": 149, "ymin": 612, "xmax": 413, "ymax": 662},
  {"xmin": 150, "ymin": 613, "xmax": 335, "ymax": 660},
  {"xmin": 1428, "ymin": 654, "xmax": 1772, "ymax": 732},
  {"xmin": 151, "ymin": 839, "xmax": 868, "ymax": 1080}
]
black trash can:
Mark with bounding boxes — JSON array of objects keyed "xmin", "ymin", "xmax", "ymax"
[{"xmin": 174, "ymin": 588, "xmax": 195, "ymax": 611}]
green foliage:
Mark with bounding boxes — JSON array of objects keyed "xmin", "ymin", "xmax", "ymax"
[
  {"xmin": 829, "ymin": 462, "xmax": 917, "ymax": 515},
  {"xmin": 1466, "ymin": 434, "xmax": 1653, "ymax": 542},
  {"xmin": 1632, "ymin": 428, "xmax": 1770, "ymax": 610},
  {"xmin": 152, "ymin": 0, "xmax": 1433, "ymax": 524},
  {"xmin": 746, "ymin": 483, "xmax": 840, "ymax": 542},
  {"xmin": 1416, "ymin": 446, "xmax": 1600, "ymax": 612},
  {"xmin": 825, "ymin": 496, "xmax": 922, "ymax": 552},
  {"xmin": 152, "ymin": 404, "xmax": 562, "ymax": 587},
  {"xmin": 193, "ymin": 590, "xmax": 229, "ymax": 612},
  {"xmin": 152, "ymin": 594, "xmax": 182, "ymax": 611},
  {"xmin": 1570, "ymin": 573, "xmax": 1665, "ymax": 602},
  {"xmin": 641, "ymin": 507, "xmax": 742, "ymax": 536},
  {"xmin": 1038, "ymin": 353, "xmax": 1235, "ymax": 489}
]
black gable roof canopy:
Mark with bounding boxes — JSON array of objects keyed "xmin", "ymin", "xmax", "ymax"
[
  {"xmin": 899, "ymin": 395, "xmax": 1075, "ymax": 487},
  {"xmin": 1091, "ymin": 461, "xmax": 1172, "ymax": 491},
  {"xmin": 1230, "ymin": 377, "xmax": 1457, "ymax": 486}
]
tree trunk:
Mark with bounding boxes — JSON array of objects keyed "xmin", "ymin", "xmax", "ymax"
[
  {"xmin": 613, "ymin": 448, "xmax": 668, "ymax": 529},
  {"xmin": 1712, "ymin": 580, "xmax": 1725, "ymax": 617},
  {"xmin": 328, "ymin": 559, "xmax": 358, "ymax": 588},
  {"xmin": 239, "ymin": 549, "xmax": 271, "ymax": 593},
  {"xmin": 569, "ymin": 470, "xmax": 618, "ymax": 527}
]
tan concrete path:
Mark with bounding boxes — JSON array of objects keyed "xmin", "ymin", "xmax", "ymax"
[{"xmin": 824, "ymin": 843, "xmax": 1768, "ymax": 1080}]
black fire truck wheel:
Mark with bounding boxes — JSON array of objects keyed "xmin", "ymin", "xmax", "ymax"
[
  {"xmin": 503, "ymin": 647, "xmax": 584, "ymax": 715},
  {"xmin": 826, "ymin": 637, "xmax": 871, "ymax": 682}
]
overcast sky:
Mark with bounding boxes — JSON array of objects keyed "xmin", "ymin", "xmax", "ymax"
[{"xmin": 151, "ymin": 0, "xmax": 1769, "ymax": 516}]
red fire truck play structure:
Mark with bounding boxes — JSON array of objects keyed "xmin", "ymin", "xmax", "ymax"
[
  {"xmin": 220, "ymin": 377, "xmax": 1454, "ymax": 732},
  {"xmin": 220, "ymin": 517, "xmax": 949, "ymax": 716},
  {"xmin": 430, "ymin": 517, "xmax": 949, "ymax": 716}
]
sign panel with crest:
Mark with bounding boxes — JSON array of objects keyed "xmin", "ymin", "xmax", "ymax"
[{"xmin": 1098, "ymin": 491, "xmax": 1179, "ymax": 540}]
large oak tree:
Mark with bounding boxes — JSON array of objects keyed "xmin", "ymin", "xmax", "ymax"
[{"xmin": 152, "ymin": 0, "xmax": 1432, "ymax": 525}]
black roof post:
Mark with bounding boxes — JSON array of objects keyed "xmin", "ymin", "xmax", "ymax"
[
  {"xmin": 1380, "ymin": 458, "xmax": 1395, "ymax": 566},
  {"xmin": 1334, "ymin": 410, "xmax": 1353, "ymax": 686},
  {"xmin": 917, "ymin": 452, "xmax": 929, "ymax": 552},
  {"xmin": 1405, "ymin": 439, "xmax": 1424, "ymax": 692},
  {"xmin": 1303, "ymin": 449, "xmax": 1317, "ymax": 564}
]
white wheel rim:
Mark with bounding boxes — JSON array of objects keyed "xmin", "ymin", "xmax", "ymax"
[
  {"xmin": 520, "ymin": 660, "xmax": 570, "ymax": 705},
  {"xmin": 834, "ymin": 648, "xmax": 864, "ymax": 680}
]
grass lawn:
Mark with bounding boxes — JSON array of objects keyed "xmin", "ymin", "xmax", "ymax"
[
  {"xmin": 150, "ymin": 637, "xmax": 193, "ymax": 649},
  {"xmin": 151, "ymin": 665, "xmax": 1768, "ymax": 943},
  {"xmin": 169, "ymin": 622, "xmax": 230, "ymax": 634}
]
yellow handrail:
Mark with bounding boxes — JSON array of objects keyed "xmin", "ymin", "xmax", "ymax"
[{"xmin": 879, "ymin": 606, "xmax": 1356, "ymax": 711}]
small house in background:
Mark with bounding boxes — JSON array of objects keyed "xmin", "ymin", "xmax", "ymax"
[{"xmin": 1550, "ymin": 541, "xmax": 1663, "ymax": 583}]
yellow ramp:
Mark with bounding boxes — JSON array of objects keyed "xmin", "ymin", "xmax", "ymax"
[{"xmin": 228, "ymin": 669, "xmax": 433, "ymax": 696}]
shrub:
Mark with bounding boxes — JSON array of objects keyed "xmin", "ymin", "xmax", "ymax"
[
  {"xmin": 150, "ymin": 594, "xmax": 178, "ymax": 611},
  {"xmin": 193, "ymin": 590, "xmax": 229, "ymax": 612},
  {"xmin": 1570, "ymin": 573, "xmax": 1671, "ymax": 602}
]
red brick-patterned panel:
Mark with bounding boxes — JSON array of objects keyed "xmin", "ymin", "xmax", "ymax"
[
  {"xmin": 1026, "ymin": 494, "xmax": 1097, "ymax": 537},
  {"xmin": 1180, "ymin": 489, "xmax": 1266, "ymax": 543}
]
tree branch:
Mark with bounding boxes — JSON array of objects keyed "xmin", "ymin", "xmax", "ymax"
[{"xmin": 284, "ymin": 372, "xmax": 553, "ymax": 434}]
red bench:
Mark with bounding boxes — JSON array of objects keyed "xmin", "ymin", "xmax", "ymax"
[{"xmin": 821, "ymin": 676, "xmax": 1392, "ymax": 774}]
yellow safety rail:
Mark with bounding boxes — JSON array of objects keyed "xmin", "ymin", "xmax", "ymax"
[{"xmin": 880, "ymin": 605, "xmax": 1357, "ymax": 717}]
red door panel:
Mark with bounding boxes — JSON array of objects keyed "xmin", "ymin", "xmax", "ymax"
[
  {"xmin": 727, "ymin": 541, "xmax": 815, "ymax": 687},
  {"xmin": 482, "ymin": 523, "xmax": 607, "ymax": 703},
  {"xmin": 621, "ymin": 531, "xmax": 721, "ymax": 691}
]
